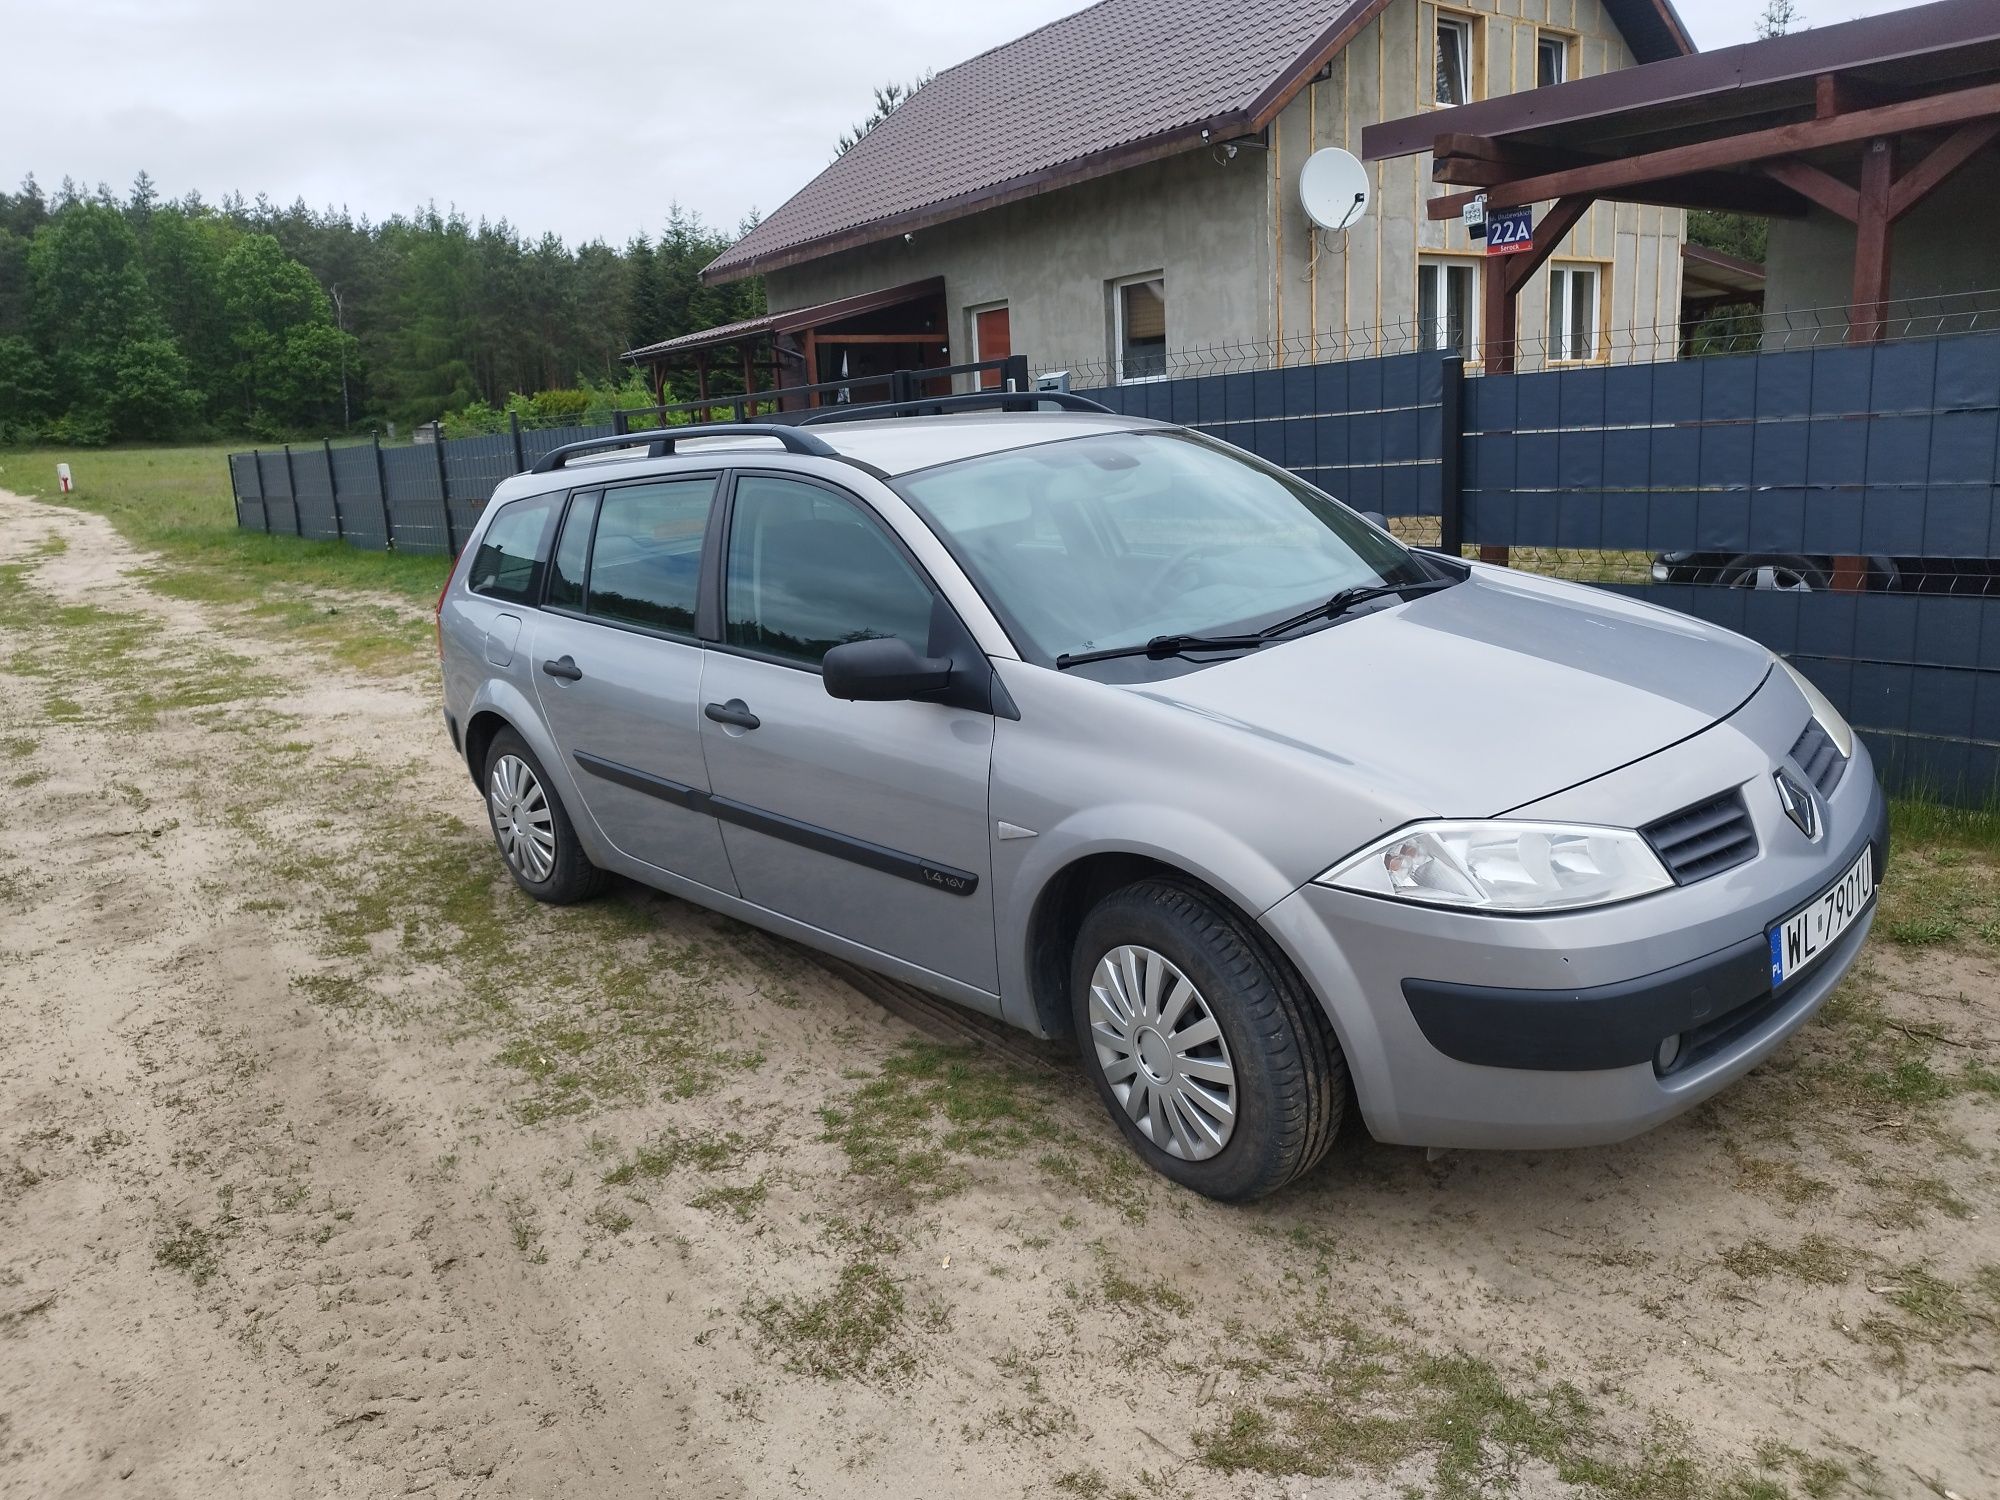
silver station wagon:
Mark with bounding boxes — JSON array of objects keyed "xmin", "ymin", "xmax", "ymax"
[{"xmin": 436, "ymin": 395, "xmax": 1886, "ymax": 1201}]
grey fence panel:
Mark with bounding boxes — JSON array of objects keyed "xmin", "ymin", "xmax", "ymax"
[
  {"xmin": 442, "ymin": 431, "xmax": 513, "ymax": 546},
  {"xmin": 254, "ymin": 451, "xmax": 298, "ymax": 537},
  {"xmin": 1076, "ymin": 350, "xmax": 1447, "ymax": 516},
  {"xmin": 228, "ymin": 452, "xmax": 265, "ymax": 532},
  {"xmin": 518, "ymin": 422, "xmax": 616, "ymax": 470},
  {"xmin": 329, "ymin": 445, "xmax": 388, "ymax": 550},
  {"xmin": 380, "ymin": 445, "xmax": 451, "ymax": 555},
  {"xmin": 1600, "ymin": 582, "xmax": 2000, "ymax": 801},
  {"xmin": 290, "ymin": 445, "xmax": 341, "ymax": 542},
  {"xmin": 1466, "ymin": 333, "xmax": 2000, "ymax": 559}
]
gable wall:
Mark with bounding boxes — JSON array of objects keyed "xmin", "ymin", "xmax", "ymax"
[{"xmin": 760, "ymin": 0, "xmax": 1683, "ymax": 384}]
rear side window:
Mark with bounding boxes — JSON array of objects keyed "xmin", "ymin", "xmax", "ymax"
[
  {"xmin": 547, "ymin": 491, "xmax": 600, "ymax": 610},
  {"xmin": 585, "ymin": 478, "xmax": 717, "ymax": 636},
  {"xmin": 467, "ymin": 494, "xmax": 558, "ymax": 604},
  {"xmin": 724, "ymin": 475, "xmax": 934, "ymax": 665}
]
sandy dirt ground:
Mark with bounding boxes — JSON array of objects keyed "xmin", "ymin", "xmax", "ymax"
[{"xmin": 0, "ymin": 488, "xmax": 1995, "ymax": 1500}]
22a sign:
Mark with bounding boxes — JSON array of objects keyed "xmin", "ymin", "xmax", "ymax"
[{"xmin": 1485, "ymin": 206, "xmax": 1534, "ymax": 256}]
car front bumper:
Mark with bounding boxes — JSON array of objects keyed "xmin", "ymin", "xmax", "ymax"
[{"xmin": 1259, "ymin": 720, "xmax": 1888, "ymax": 1150}]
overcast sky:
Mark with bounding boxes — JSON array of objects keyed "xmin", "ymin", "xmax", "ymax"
[{"xmin": 4, "ymin": 0, "xmax": 1912, "ymax": 249}]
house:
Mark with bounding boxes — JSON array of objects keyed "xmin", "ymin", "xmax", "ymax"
[
  {"xmin": 1361, "ymin": 0, "xmax": 2000, "ymax": 359},
  {"xmin": 627, "ymin": 0, "xmax": 1694, "ymax": 400}
]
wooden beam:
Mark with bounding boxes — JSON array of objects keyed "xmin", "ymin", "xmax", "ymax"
[
  {"xmin": 1425, "ymin": 76, "xmax": 2000, "ymax": 220},
  {"xmin": 1763, "ymin": 158, "xmax": 1860, "ymax": 221},
  {"xmin": 1889, "ymin": 118, "xmax": 2000, "ymax": 219},
  {"xmin": 1481, "ymin": 194, "xmax": 1596, "ymax": 373},
  {"xmin": 1851, "ymin": 136, "xmax": 1898, "ymax": 345}
]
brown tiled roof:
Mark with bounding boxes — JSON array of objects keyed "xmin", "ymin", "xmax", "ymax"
[{"xmin": 705, "ymin": 0, "xmax": 1691, "ymax": 283}]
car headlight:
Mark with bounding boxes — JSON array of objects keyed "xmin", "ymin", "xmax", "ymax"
[
  {"xmin": 1315, "ymin": 821, "xmax": 1673, "ymax": 912},
  {"xmin": 1775, "ymin": 656, "xmax": 1853, "ymax": 759}
]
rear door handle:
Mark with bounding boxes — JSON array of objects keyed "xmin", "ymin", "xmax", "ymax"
[
  {"xmin": 704, "ymin": 699, "xmax": 760, "ymax": 731},
  {"xmin": 541, "ymin": 655, "xmax": 584, "ymax": 681}
]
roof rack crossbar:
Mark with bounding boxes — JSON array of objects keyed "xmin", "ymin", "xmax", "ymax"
[
  {"xmin": 794, "ymin": 391, "xmax": 1113, "ymax": 426},
  {"xmin": 527, "ymin": 423, "xmax": 838, "ymax": 473}
]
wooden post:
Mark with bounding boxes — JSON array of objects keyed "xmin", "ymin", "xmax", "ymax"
[
  {"xmin": 1850, "ymin": 136, "xmax": 1898, "ymax": 345},
  {"xmin": 740, "ymin": 345, "xmax": 756, "ymax": 417},
  {"xmin": 695, "ymin": 350, "xmax": 710, "ymax": 422}
]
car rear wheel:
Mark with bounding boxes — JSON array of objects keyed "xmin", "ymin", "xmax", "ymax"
[
  {"xmin": 1716, "ymin": 554, "xmax": 1830, "ymax": 592},
  {"xmin": 483, "ymin": 729, "xmax": 606, "ymax": 904},
  {"xmin": 1071, "ymin": 878, "xmax": 1344, "ymax": 1201}
]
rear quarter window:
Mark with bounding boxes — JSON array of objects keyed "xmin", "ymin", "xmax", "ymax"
[{"xmin": 467, "ymin": 493, "xmax": 559, "ymax": 604}]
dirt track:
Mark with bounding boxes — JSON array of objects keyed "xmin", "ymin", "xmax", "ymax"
[{"xmin": 0, "ymin": 489, "xmax": 1995, "ymax": 1499}]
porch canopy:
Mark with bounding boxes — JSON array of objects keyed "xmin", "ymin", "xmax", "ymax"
[
  {"xmin": 1362, "ymin": 0, "xmax": 2000, "ymax": 369},
  {"xmin": 623, "ymin": 277, "xmax": 947, "ymax": 409}
]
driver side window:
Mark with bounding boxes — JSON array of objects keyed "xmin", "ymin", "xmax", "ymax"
[{"xmin": 724, "ymin": 476, "xmax": 935, "ymax": 666}]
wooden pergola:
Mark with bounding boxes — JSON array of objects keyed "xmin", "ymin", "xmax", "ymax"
[{"xmin": 1363, "ymin": 0, "xmax": 2000, "ymax": 370}]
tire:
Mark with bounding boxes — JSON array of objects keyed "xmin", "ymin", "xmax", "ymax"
[
  {"xmin": 1716, "ymin": 554, "xmax": 1830, "ymax": 593},
  {"xmin": 1071, "ymin": 878, "xmax": 1344, "ymax": 1201},
  {"xmin": 482, "ymin": 729, "xmax": 606, "ymax": 905}
]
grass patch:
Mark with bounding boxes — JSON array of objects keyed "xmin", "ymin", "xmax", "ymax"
[
  {"xmin": 1, "ymin": 444, "xmax": 446, "ymax": 675},
  {"xmin": 818, "ymin": 1041, "xmax": 1063, "ymax": 1203},
  {"xmin": 747, "ymin": 1259, "xmax": 928, "ymax": 1382},
  {"xmin": 600, "ymin": 1125, "xmax": 748, "ymax": 1185},
  {"xmin": 1718, "ymin": 1234, "xmax": 1858, "ymax": 1287},
  {"xmin": 154, "ymin": 1216, "xmax": 224, "ymax": 1286},
  {"xmin": 689, "ymin": 1178, "xmax": 768, "ymax": 1222},
  {"xmin": 1197, "ymin": 1307, "xmax": 1844, "ymax": 1498}
]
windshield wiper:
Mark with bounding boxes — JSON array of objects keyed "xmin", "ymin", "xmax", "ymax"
[
  {"xmin": 1055, "ymin": 632, "xmax": 1270, "ymax": 670},
  {"xmin": 1258, "ymin": 576, "xmax": 1456, "ymax": 639}
]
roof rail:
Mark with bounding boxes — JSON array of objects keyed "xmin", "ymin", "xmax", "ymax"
[
  {"xmin": 527, "ymin": 423, "xmax": 837, "ymax": 473},
  {"xmin": 795, "ymin": 390, "xmax": 1113, "ymax": 426}
]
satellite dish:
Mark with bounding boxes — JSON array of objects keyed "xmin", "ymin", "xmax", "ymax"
[{"xmin": 1299, "ymin": 147, "xmax": 1371, "ymax": 231}]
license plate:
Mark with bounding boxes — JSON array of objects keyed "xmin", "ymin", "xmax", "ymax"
[{"xmin": 1768, "ymin": 847, "xmax": 1874, "ymax": 987}]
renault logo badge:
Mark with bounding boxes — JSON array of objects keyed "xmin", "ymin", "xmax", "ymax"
[{"xmin": 1774, "ymin": 769, "xmax": 1820, "ymax": 841}]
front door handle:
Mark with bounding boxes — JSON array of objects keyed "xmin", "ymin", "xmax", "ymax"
[
  {"xmin": 541, "ymin": 655, "xmax": 584, "ymax": 681},
  {"xmin": 704, "ymin": 698, "xmax": 760, "ymax": 731}
]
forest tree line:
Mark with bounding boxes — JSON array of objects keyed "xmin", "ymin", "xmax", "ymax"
[{"xmin": 0, "ymin": 172, "xmax": 764, "ymax": 444}]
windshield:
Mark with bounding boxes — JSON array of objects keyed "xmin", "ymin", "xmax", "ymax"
[{"xmin": 893, "ymin": 430, "xmax": 1431, "ymax": 665}]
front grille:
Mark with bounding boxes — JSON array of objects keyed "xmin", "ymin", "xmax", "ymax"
[
  {"xmin": 1642, "ymin": 789, "xmax": 1758, "ymax": 884},
  {"xmin": 1790, "ymin": 717, "xmax": 1847, "ymax": 797}
]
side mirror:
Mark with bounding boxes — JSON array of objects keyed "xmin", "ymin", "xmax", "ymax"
[
  {"xmin": 1361, "ymin": 510, "xmax": 1389, "ymax": 530},
  {"xmin": 822, "ymin": 636, "xmax": 954, "ymax": 702}
]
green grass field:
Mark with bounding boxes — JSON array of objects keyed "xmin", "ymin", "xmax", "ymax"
[{"xmin": 0, "ymin": 444, "xmax": 450, "ymax": 673}]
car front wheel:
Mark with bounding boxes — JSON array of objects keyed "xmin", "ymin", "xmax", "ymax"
[{"xmin": 1071, "ymin": 878, "xmax": 1344, "ymax": 1201}]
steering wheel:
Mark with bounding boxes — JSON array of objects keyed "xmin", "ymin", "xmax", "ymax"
[{"xmin": 1141, "ymin": 543, "xmax": 1216, "ymax": 595}]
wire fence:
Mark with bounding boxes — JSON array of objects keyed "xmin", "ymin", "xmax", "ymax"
[{"xmin": 1057, "ymin": 285, "xmax": 2000, "ymax": 386}]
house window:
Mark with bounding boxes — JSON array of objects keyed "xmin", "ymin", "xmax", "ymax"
[
  {"xmin": 1434, "ymin": 13, "xmax": 1475, "ymax": 106},
  {"xmin": 1113, "ymin": 274, "xmax": 1168, "ymax": 383},
  {"xmin": 1418, "ymin": 258, "xmax": 1479, "ymax": 360},
  {"xmin": 1550, "ymin": 265, "xmax": 1603, "ymax": 362},
  {"xmin": 1537, "ymin": 33, "xmax": 1569, "ymax": 87}
]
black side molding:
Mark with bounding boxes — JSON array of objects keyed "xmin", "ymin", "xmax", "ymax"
[{"xmin": 571, "ymin": 751, "xmax": 979, "ymax": 897}]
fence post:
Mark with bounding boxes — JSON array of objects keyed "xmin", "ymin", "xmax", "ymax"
[
  {"xmin": 889, "ymin": 368, "xmax": 914, "ymax": 406},
  {"xmin": 434, "ymin": 433, "xmax": 457, "ymax": 555},
  {"xmin": 373, "ymin": 433, "xmax": 395, "ymax": 551},
  {"xmin": 612, "ymin": 408, "xmax": 629, "ymax": 436},
  {"xmin": 323, "ymin": 439, "xmax": 345, "ymax": 542},
  {"xmin": 1437, "ymin": 354, "xmax": 1465, "ymax": 558},
  {"xmin": 1002, "ymin": 353, "xmax": 1030, "ymax": 393},
  {"xmin": 510, "ymin": 410, "xmax": 526, "ymax": 473},
  {"xmin": 251, "ymin": 449, "xmax": 272, "ymax": 534},
  {"xmin": 282, "ymin": 443, "xmax": 303, "ymax": 536}
]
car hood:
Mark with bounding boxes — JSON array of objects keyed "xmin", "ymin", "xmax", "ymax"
[{"xmin": 1130, "ymin": 567, "xmax": 1772, "ymax": 816}]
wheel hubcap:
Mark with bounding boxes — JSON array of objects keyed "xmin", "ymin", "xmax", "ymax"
[
  {"xmin": 488, "ymin": 754, "xmax": 556, "ymax": 883},
  {"xmin": 1089, "ymin": 945, "xmax": 1236, "ymax": 1162}
]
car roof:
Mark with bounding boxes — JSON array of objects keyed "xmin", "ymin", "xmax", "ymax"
[
  {"xmin": 498, "ymin": 410, "xmax": 1167, "ymax": 495},
  {"xmin": 800, "ymin": 409, "xmax": 1162, "ymax": 477}
]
